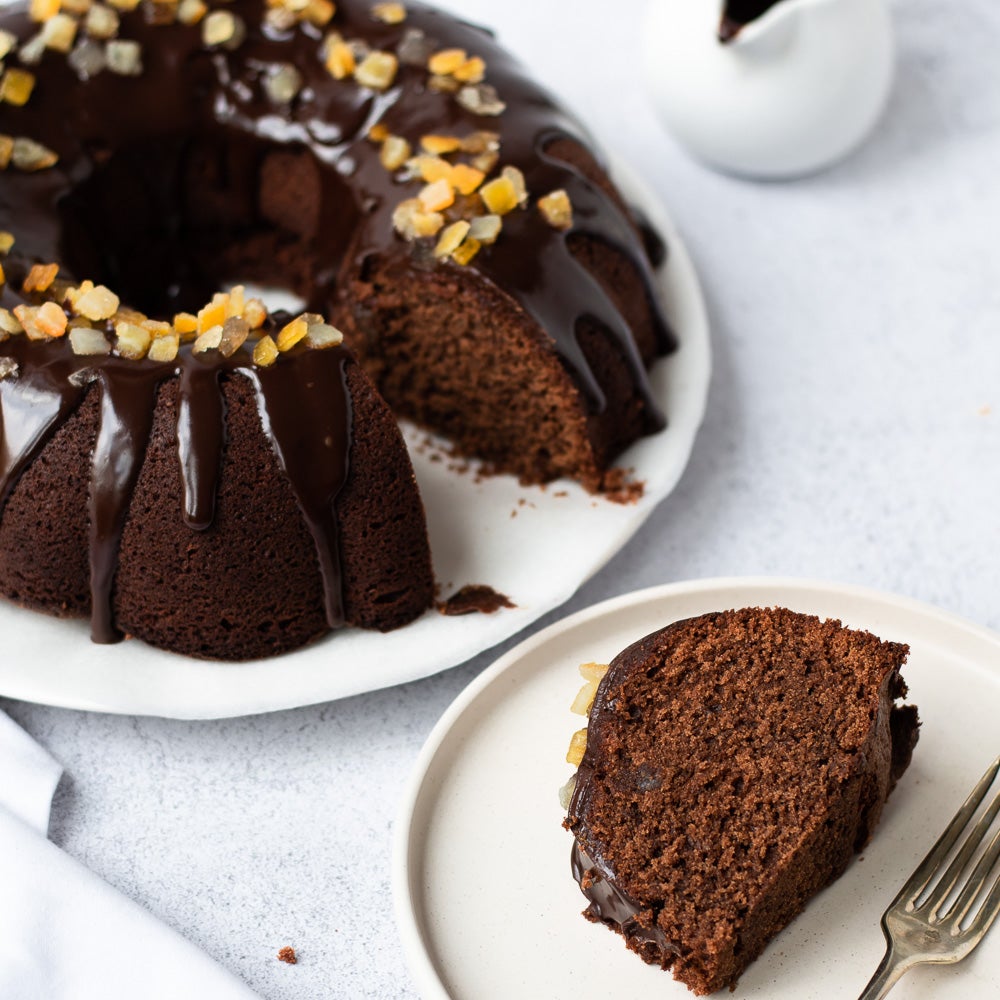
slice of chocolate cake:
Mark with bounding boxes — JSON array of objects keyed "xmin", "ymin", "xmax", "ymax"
[{"xmin": 563, "ymin": 606, "xmax": 920, "ymax": 995}]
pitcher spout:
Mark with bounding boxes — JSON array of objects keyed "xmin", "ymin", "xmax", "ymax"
[{"xmin": 719, "ymin": 0, "xmax": 838, "ymax": 53}]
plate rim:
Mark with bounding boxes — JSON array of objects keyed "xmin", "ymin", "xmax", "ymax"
[{"xmin": 391, "ymin": 574, "xmax": 1000, "ymax": 1000}]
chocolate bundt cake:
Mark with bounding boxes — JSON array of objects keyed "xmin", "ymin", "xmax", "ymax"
[
  {"xmin": 563, "ymin": 607, "xmax": 920, "ymax": 995},
  {"xmin": 0, "ymin": 0, "xmax": 673, "ymax": 658}
]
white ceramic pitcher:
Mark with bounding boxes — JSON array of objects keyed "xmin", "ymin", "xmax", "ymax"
[{"xmin": 643, "ymin": 0, "xmax": 894, "ymax": 178}]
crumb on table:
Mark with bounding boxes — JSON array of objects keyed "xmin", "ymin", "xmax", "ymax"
[{"xmin": 437, "ymin": 583, "xmax": 515, "ymax": 615}]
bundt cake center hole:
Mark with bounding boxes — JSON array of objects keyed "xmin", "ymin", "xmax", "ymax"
[{"xmin": 56, "ymin": 136, "xmax": 355, "ymax": 319}]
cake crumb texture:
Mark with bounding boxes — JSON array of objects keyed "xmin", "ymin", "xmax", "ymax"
[{"xmin": 566, "ymin": 606, "xmax": 920, "ymax": 995}]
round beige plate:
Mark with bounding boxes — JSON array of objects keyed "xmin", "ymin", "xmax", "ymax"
[{"xmin": 394, "ymin": 577, "xmax": 1000, "ymax": 1000}]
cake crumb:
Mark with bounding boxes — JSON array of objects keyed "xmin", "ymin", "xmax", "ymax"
[
  {"xmin": 438, "ymin": 584, "xmax": 514, "ymax": 616},
  {"xmin": 277, "ymin": 946, "xmax": 297, "ymax": 965},
  {"xmin": 598, "ymin": 467, "xmax": 644, "ymax": 504}
]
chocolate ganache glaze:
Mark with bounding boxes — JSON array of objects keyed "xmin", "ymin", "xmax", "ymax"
[
  {"xmin": 567, "ymin": 719, "xmax": 679, "ymax": 965},
  {"xmin": 0, "ymin": 280, "xmax": 353, "ymax": 645},
  {"xmin": 570, "ymin": 840, "xmax": 678, "ymax": 963},
  {"xmin": 0, "ymin": 0, "xmax": 669, "ymax": 652},
  {"xmin": 0, "ymin": 0, "xmax": 673, "ymax": 413}
]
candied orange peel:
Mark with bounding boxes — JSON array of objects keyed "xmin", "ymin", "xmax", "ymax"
[
  {"xmin": 538, "ymin": 189, "xmax": 573, "ymax": 230},
  {"xmin": 371, "ymin": 2, "xmax": 405, "ymax": 24},
  {"xmin": 0, "ymin": 68, "xmax": 36, "ymax": 106},
  {"xmin": 1, "ymin": 245, "xmax": 346, "ymax": 367}
]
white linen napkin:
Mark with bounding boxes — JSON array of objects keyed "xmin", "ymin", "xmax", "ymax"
[{"xmin": 0, "ymin": 711, "xmax": 262, "ymax": 1000}]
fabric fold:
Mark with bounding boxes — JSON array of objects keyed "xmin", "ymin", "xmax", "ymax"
[
  {"xmin": 0, "ymin": 711, "xmax": 63, "ymax": 834},
  {"xmin": 0, "ymin": 711, "xmax": 261, "ymax": 1000}
]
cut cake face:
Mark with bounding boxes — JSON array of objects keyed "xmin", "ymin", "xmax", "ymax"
[{"xmin": 564, "ymin": 606, "xmax": 920, "ymax": 994}]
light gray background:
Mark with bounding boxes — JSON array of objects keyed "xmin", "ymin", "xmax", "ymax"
[{"xmin": 4, "ymin": 0, "xmax": 1000, "ymax": 997}]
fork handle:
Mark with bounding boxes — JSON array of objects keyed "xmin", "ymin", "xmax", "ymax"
[{"xmin": 857, "ymin": 944, "xmax": 915, "ymax": 1000}]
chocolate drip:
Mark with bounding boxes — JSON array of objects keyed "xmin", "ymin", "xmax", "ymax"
[
  {"xmin": 0, "ymin": 324, "xmax": 354, "ymax": 642},
  {"xmin": 567, "ymin": 721, "xmax": 676, "ymax": 960},
  {"xmin": 177, "ymin": 363, "xmax": 226, "ymax": 531},
  {"xmin": 244, "ymin": 348, "xmax": 352, "ymax": 628},
  {"xmin": 0, "ymin": 348, "xmax": 87, "ymax": 511},
  {"xmin": 631, "ymin": 205, "xmax": 668, "ymax": 270},
  {"xmin": 571, "ymin": 840, "xmax": 677, "ymax": 956},
  {"xmin": 89, "ymin": 367, "xmax": 160, "ymax": 643}
]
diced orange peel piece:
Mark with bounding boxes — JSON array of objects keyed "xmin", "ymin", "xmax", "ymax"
[
  {"xmin": 69, "ymin": 326, "xmax": 113, "ymax": 356},
  {"xmin": 303, "ymin": 0, "xmax": 334, "ymax": 26},
  {"xmin": 147, "ymin": 331, "xmax": 180, "ymax": 362},
  {"xmin": 579, "ymin": 661, "xmax": 609, "ymax": 683},
  {"xmin": 0, "ymin": 68, "xmax": 37, "ymax": 107},
  {"xmin": 391, "ymin": 198, "xmax": 445, "ymax": 240},
  {"xmin": 420, "ymin": 134, "xmax": 461, "ymax": 155},
  {"xmin": 433, "ymin": 220, "xmax": 470, "ymax": 259},
  {"xmin": 29, "ymin": 0, "xmax": 59, "ymax": 22},
  {"xmin": 566, "ymin": 728, "xmax": 588, "ymax": 766},
  {"xmin": 75, "ymin": 284, "xmax": 120, "ymax": 321},
  {"xmin": 243, "ymin": 298, "xmax": 268, "ymax": 330},
  {"xmin": 324, "ymin": 34, "xmax": 355, "ymax": 79},
  {"xmin": 253, "ymin": 335, "xmax": 279, "ymax": 367},
  {"xmin": 22, "ymin": 262, "xmax": 59, "ymax": 293},
  {"xmin": 450, "ymin": 162, "xmax": 485, "ymax": 195},
  {"xmin": 380, "ymin": 135, "xmax": 411, "ymax": 171},
  {"xmin": 115, "ymin": 320, "xmax": 152, "ymax": 359},
  {"xmin": 453, "ymin": 56, "xmax": 485, "ymax": 83},
  {"xmin": 196, "ymin": 297, "xmax": 227, "ymax": 334},
  {"xmin": 354, "ymin": 50, "xmax": 398, "ymax": 90},
  {"xmin": 35, "ymin": 301, "xmax": 68, "ymax": 338},
  {"xmin": 219, "ymin": 316, "xmax": 250, "ymax": 357},
  {"xmin": 371, "ymin": 2, "xmax": 405, "ymax": 24},
  {"xmin": 479, "ymin": 175, "xmax": 519, "ymax": 216},
  {"xmin": 450, "ymin": 236, "xmax": 481, "ymax": 266},
  {"xmin": 538, "ymin": 188, "xmax": 573, "ymax": 230},
  {"xmin": 414, "ymin": 154, "xmax": 452, "ymax": 184},
  {"xmin": 173, "ymin": 311, "xmax": 197, "ymax": 336},
  {"xmin": 501, "ymin": 165, "xmax": 528, "ymax": 205},
  {"xmin": 427, "ymin": 47, "xmax": 466, "ymax": 76},
  {"xmin": 276, "ymin": 316, "xmax": 309, "ymax": 351},
  {"xmin": 418, "ymin": 177, "xmax": 454, "ymax": 212},
  {"xmin": 468, "ymin": 213, "xmax": 501, "ymax": 244}
]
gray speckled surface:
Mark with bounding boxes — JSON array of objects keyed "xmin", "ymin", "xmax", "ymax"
[{"xmin": 3, "ymin": 0, "xmax": 1000, "ymax": 997}]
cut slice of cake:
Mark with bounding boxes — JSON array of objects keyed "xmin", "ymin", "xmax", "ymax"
[{"xmin": 563, "ymin": 606, "xmax": 920, "ymax": 995}]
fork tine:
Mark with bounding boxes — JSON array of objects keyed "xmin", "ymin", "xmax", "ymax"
[
  {"xmin": 930, "ymin": 780, "xmax": 1000, "ymax": 919},
  {"xmin": 945, "ymin": 822, "xmax": 1000, "ymax": 926},
  {"xmin": 966, "ymin": 867, "xmax": 1000, "ymax": 943},
  {"xmin": 903, "ymin": 755, "xmax": 1000, "ymax": 908}
]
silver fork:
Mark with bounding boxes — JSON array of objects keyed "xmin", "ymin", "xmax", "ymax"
[{"xmin": 857, "ymin": 753, "xmax": 1000, "ymax": 999}]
